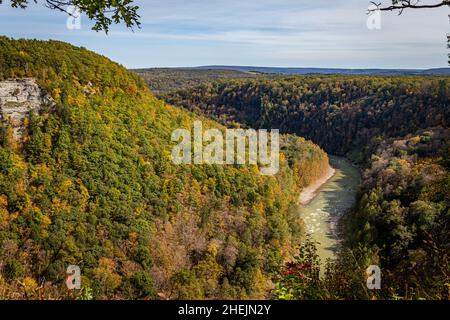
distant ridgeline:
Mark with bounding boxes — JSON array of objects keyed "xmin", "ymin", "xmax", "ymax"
[
  {"xmin": 0, "ymin": 37, "xmax": 330, "ymax": 299},
  {"xmin": 194, "ymin": 65, "xmax": 450, "ymax": 76},
  {"xmin": 133, "ymin": 68, "xmax": 268, "ymax": 94},
  {"xmin": 163, "ymin": 77, "xmax": 450, "ymax": 299},
  {"xmin": 133, "ymin": 66, "xmax": 450, "ymax": 96}
]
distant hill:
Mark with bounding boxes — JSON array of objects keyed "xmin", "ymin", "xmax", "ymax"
[
  {"xmin": 194, "ymin": 65, "xmax": 450, "ymax": 76},
  {"xmin": 133, "ymin": 66, "xmax": 450, "ymax": 97},
  {"xmin": 133, "ymin": 68, "xmax": 267, "ymax": 94}
]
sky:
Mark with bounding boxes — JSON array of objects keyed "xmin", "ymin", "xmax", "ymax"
[{"xmin": 0, "ymin": 0, "xmax": 449, "ymax": 69}]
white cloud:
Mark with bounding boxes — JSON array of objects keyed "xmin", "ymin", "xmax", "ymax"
[{"xmin": 0, "ymin": 0, "xmax": 448, "ymax": 68}]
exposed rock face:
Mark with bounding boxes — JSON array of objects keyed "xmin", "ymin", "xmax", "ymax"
[{"xmin": 0, "ymin": 78, "xmax": 52, "ymax": 139}]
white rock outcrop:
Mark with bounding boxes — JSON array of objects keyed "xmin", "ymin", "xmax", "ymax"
[{"xmin": 0, "ymin": 78, "xmax": 52, "ymax": 139}]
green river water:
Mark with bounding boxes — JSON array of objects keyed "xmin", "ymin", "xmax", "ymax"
[{"xmin": 300, "ymin": 156, "xmax": 361, "ymax": 263}]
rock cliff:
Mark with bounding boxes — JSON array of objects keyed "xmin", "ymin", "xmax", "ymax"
[{"xmin": 0, "ymin": 78, "xmax": 52, "ymax": 139}]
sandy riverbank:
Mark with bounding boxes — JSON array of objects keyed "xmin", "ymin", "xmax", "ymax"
[{"xmin": 298, "ymin": 164, "xmax": 336, "ymax": 205}]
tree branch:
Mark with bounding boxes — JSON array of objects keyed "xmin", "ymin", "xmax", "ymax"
[{"xmin": 369, "ymin": 0, "xmax": 450, "ymax": 14}]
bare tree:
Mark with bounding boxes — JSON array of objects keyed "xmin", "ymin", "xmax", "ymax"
[{"xmin": 369, "ymin": 0, "xmax": 449, "ymax": 14}]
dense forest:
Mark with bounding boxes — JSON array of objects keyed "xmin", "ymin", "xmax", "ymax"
[
  {"xmin": 0, "ymin": 38, "xmax": 448, "ymax": 300},
  {"xmin": 163, "ymin": 77, "xmax": 450, "ymax": 299},
  {"xmin": 0, "ymin": 37, "xmax": 330, "ymax": 299},
  {"xmin": 163, "ymin": 77, "xmax": 449, "ymax": 159}
]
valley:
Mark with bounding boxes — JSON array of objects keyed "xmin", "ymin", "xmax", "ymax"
[
  {"xmin": 158, "ymin": 71, "xmax": 449, "ymax": 299},
  {"xmin": 0, "ymin": 0, "xmax": 448, "ymax": 305},
  {"xmin": 0, "ymin": 39, "xmax": 447, "ymax": 300}
]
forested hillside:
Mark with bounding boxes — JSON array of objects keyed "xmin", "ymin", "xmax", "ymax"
[
  {"xmin": 0, "ymin": 38, "xmax": 329, "ymax": 299},
  {"xmin": 344, "ymin": 127, "xmax": 449, "ymax": 298},
  {"xmin": 164, "ymin": 77, "xmax": 449, "ymax": 160},
  {"xmin": 163, "ymin": 77, "xmax": 450, "ymax": 299}
]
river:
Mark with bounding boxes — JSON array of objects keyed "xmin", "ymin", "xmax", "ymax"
[{"xmin": 299, "ymin": 156, "xmax": 361, "ymax": 263}]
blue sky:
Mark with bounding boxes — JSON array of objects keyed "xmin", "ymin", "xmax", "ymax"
[{"xmin": 0, "ymin": 0, "xmax": 449, "ymax": 68}]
